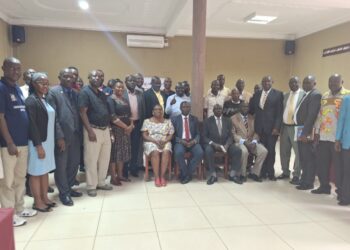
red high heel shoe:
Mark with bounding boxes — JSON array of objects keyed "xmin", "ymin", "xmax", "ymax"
[
  {"xmin": 161, "ymin": 178, "xmax": 167, "ymax": 187},
  {"xmin": 155, "ymin": 178, "xmax": 161, "ymax": 187}
]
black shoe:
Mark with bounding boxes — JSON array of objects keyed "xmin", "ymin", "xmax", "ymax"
[
  {"xmin": 338, "ymin": 200, "xmax": 350, "ymax": 206},
  {"xmin": 181, "ymin": 176, "xmax": 192, "ymax": 184},
  {"xmin": 73, "ymin": 180, "xmax": 80, "ymax": 186},
  {"xmin": 289, "ymin": 176, "xmax": 300, "ymax": 185},
  {"xmin": 59, "ymin": 195, "xmax": 74, "ymax": 206},
  {"xmin": 268, "ymin": 175, "xmax": 277, "ymax": 181},
  {"xmin": 259, "ymin": 174, "xmax": 268, "ymax": 180},
  {"xmin": 296, "ymin": 184, "xmax": 314, "ymax": 190},
  {"xmin": 79, "ymin": 165, "xmax": 86, "ymax": 172},
  {"xmin": 248, "ymin": 173, "xmax": 262, "ymax": 182},
  {"xmin": 70, "ymin": 190, "xmax": 83, "ymax": 197},
  {"xmin": 311, "ymin": 187, "xmax": 331, "ymax": 194},
  {"xmin": 277, "ymin": 173, "xmax": 290, "ymax": 180},
  {"xmin": 207, "ymin": 176, "xmax": 218, "ymax": 185},
  {"xmin": 130, "ymin": 172, "xmax": 139, "ymax": 178},
  {"xmin": 48, "ymin": 186, "xmax": 54, "ymax": 193},
  {"xmin": 240, "ymin": 175, "xmax": 247, "ymax": 182},
  {"xmin": 229, "ymin": 176, "xmax": 243, "ymax": 185}
]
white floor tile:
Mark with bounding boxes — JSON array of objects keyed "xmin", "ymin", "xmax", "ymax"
[
  {"xmin": 189, "ymin": 189, "xmax": 240, "ymax": 206},
  {"xmin": 148, "ymin": 191, "xmax": 196, "ymax": 208},
  {"xmin": 102, "ymin": 193, "xmax": 150, "ymax": 211},
  {"xmin": 25, "ymin": 237, "xmax": 94, "ymax": 250}
]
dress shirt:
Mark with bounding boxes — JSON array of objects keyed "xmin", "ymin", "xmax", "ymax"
[
  {"xmin": 20, "ymin": 84, "xmax": 29, "ymax": 99},
  {"xmin": 207, "ymin": 86, "xmax": 231, "ymax": 98},
  {"xmin": 283, "ymin": 89, "xmax": 301, "ymax": 125},
  {"xmin": 153, "ymin": 89, "xmax": 164, "ymax": 110},
  {"xmin": 181, "ymin": 115, "xmax": 192, "ymax": 140},
  {"xmin": 204, "ymin": 92, "xmax": 225, "ymax": 118},
  {"xmin": 165, "ymin": 94, "xmax": 191, "ymax": 118},
  {"xmin": 239, "ymin": 114, "xmax": 257, "ymax": 145},
  {"xmin": 127, "ymin": 90, "xmax": 139, "ymax": 120},
  {"xmin": 259, "ymin": 88, "xmax": 272, "ymax": 109}
]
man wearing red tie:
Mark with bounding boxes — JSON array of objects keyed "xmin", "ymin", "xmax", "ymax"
[{"xmin": 171, "ymin": 102, "xmax": 203, "ymax": 184}]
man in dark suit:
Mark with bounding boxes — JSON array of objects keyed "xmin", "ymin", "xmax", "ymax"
[
  {"xmin": 47, "ymin": 68, "xmax": 82, "ymax": 206},
  {"xmin": 172, "ymin": 101, "xmax": 203, "ymax": 184},
  {"xmin": 249, "ymin": 76, "xmax": 283, "ymax": 180},
  {"xmin": 144, "ymin": 76, "xmax": 166, "ymax": 119},
  {"xmin": 203, "ymin": 104, "xmax": 242, "ymax": 185},
  {"xmin": 123, "ymin": 74, "xmax": 145, "ymax": 177},
  {"xmin": 294, "ymin": 75, "xmax": 322, "ymax": 190}
]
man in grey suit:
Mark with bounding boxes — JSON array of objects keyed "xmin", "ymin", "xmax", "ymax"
[
  {"xmin": 203, "ymin": 104, "xmax": 242, "ymax": 185},
  {"xmin": 277, "ymin": 77, "xmax": 305, "ymax": 185},
  {"xmin": 47, "ymin": 68, "xmax": 82, "ymax": 206},
  {"xmin": 294, "ymin": 75, "xmax": 322, "ymax": 190},
  {"xmin": 123, "ymin": 74, "xmax": 145, "ymax": 178}
]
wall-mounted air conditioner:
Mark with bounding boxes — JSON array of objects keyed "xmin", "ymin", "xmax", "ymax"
[{"xmin": 126, "ymin": 35, "xmax": 168, "ymax": 48}]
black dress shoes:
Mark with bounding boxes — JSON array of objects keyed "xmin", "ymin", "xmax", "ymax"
[
  {"xmin": 229, "ymin": 176, "xmax": 243, "ymax": 185},
  {"xmin": 130, "ymin": 172, "xmax": 139, "ymax": 178},
  {"xmin": 240, "ymin": 175, "xmax": 247, "ymax": 182},
  {"xmin": 60, "ymin": 195, "xmax": 74, "ymax": 206},
  {"xmin": 277, "ymin": 173, "xmax": 290, "ymax": 180},
  {"xmin": 207, "ymin": 176, "xmax": 218, "ymax": 185},
  {"xmin": 338, "ymin": 200, "xmax": 350, "ymax": 206},
  {"xmin": 48, "ymin": 186, "xmax": 55, "ymax": 193},
  {"xmin": 289, "ymin": 176, "xmax": 300, "ymax": 185},
  {"xmin": 181, "ymin": 176, "xmax": 192, "ymax": 184},
  {"xmin": 311, "ymin": 187, "xmax": 331, "ymax": 194},
  {"xmin": 248, "ymin": 173, "xmax": 262, "ymax": 182},
  {"xmin": 70, "ymin": 190, "xmax": 83, "ymax": 197},
  {"xmin": 268, "ymin": 175, "xmax": 277, "ymax": 181},
  {"xmin": 296, "ymin": 184, "xmax": 314, "ymax": 190}
]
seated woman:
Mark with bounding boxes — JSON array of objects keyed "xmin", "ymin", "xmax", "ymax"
[
  {"xmin": 107, "ymin": 80, "xmax": 133, "ymax": 185},
  {"xmin": 25, "ymin": 72, "xmax": 56, "ymax": 212},
  {"xmin": 141, "ymin": 105, "xmax": 174, "ymax": 187}
]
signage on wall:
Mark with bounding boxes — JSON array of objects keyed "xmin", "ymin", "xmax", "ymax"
[{"xmin": 322, "ymin": 43, "xmax": 350, "ymax": 57}]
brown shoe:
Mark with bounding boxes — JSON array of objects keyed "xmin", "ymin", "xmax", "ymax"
[{"xmin": 110, "ymin": 178, "xmax": 122, "ymax": 186}]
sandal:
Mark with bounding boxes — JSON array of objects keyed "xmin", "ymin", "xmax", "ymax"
[
  {"xmin": 120, "ymin": 177, "xmax": 131, "ymax": 182},
  {"xmin": 110, "ymin": 178, "xmax": 122, "ymax": 186},
  {"xmin": 32, "ymin": 205, "xmax": 52, "ymax": 213},
  {"xmin": 46, "ymin": 202, "xmax": 57, "ymax": 208}
]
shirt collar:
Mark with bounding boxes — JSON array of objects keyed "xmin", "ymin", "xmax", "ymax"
[{"xmin": 182, "ymin": 114, "xmax": 189, "ymax": 119}]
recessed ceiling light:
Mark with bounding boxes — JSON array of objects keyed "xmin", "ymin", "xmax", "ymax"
[
  {"xmin": 244, "ymin": 12, "xmax": 277, "ymax": 25},
  {"xmin": 78, "ymin": 0, "xmax": 90, "ymax": 10}
]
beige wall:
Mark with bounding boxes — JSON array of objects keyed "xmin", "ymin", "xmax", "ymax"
[
  {"xmin": 0, "ymin": 18, "xmax": 13, "ymax": 63},
  {"xmin": 15, "ymin": 26, "xmax": 291, "ymax": 92},
  {"xmin": 292, "ymin": 22, "xmax": 350, "ymax": 93}
]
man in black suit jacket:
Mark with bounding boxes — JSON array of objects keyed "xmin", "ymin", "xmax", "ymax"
[
  {"xmin": 46, "ymin": 68, "xmax": 82, "ymax": 206},
  {"xmin": 249, "ymin": 76, "xmax": 283, "ymax": 180},
  {"xmin": 123, "ymin": 74, "xmax": 145, "ymax": 177},
  {"xmin": 294, "ymin": 75, "xmax": 321, "ymax": 190},
  {"xmin": 144, "ymin": 76, "xmax": 166, "ymax": 119},
  {"xmin": 203, "ymin": 104, "xmax": 242, "ymax": 185},
  {"xmin": 172, "ymin": 101, "xmax": 203, "ymax": 184}
]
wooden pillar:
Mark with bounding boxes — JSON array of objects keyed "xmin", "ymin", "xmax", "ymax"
[{"xmin": 192, "ymin": 0, "xmax": 207, "ymax": 120}]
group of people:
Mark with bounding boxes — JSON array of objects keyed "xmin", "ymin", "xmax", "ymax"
[{"xmin": 0, "ymin": 56, "xmax": 349, "ymax": 228}]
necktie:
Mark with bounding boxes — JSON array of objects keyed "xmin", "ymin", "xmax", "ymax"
[
  {"xmin": 243, "ymin": 116, "xmax": 248, "ymax": 130},
  {"xmin": 287, "ymin": 92, "xmax": 296, "ymax": 124},
  {"xmin": 184, "ymin": 117, "xmax": 190, "ymax": 141},
  {"xmin": 260, "ymin": 91, "xmax": 268, "ymax": 109},
  {"xmin": 217, "ymin": 118, "xmax": 222, "ymax": 136}
]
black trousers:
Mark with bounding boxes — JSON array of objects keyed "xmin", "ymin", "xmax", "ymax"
[
  {"xmin": 54, "ymin": 133, "xmax": 81, "ymax": 196},
  {"xmin": 316, "ymin": 141, "xmax": 341, "ymax": 189},
  {"xmin": 298, "ymin": 141, "xmax": 316, "ymax": 186},
  {"xmin": 259, "ymin": 133, "xmax": 278, "ymax": 177},
  {"xmin": 124, "ymin": 120, "xmax": 142, "ymax": 177},
  {"xmin": 338, "ymin": 149, "xmax": 350, "ymax": 202}
]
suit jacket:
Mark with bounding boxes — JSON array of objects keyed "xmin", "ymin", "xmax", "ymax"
[
  {"xmin": 336, "ymin": 95, "xmax": 350, "ymax": 149},
  {"xmin": 123, "ymin": 89, "xmax": 145, "ymax": 122},
  {"xmin": 171, "ymin": 114, "xmax": 200, "ymax": 144},
  {"xmin": 46, "ymin": 85, "xmax": 81, "ymax": 142},
  {"xmin": 202, "ymin": 116, "xmax": 233, "ymax": 149},
  {"xmin": 249, "ymin": 88, "xmax": 283, "ymax": 135},
  {"xmin": 143, "ymin": 88, "xmax": 166, "ymax": 119},
  {"xmin": 231, "ymin": 113, "xmax": 259, "ymax": 142},
  {"xmin": 25, "ymin": 94, "xmax": 48, "ymax": 146},
  {"xmin": 295, "ymin": 88, "xmax": 322, "ymax": 136}
]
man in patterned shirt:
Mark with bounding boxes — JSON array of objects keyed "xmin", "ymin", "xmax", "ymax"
[{"xmin": 313, "ymin": 74, "xmax": 350, "ymax": 195}]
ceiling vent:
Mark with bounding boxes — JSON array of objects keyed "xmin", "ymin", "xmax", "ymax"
[{"xmin": 126, "ymin": 35, "xmax": 168, "ymax": 48}]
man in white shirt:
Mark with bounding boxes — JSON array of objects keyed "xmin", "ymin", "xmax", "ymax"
[
  {"xmin": 277, "ymin": 77, "xmax": 305, "ymax": 184},
  {"xmin": 204, "ymin": 80, "xmax": 226, "ymax": 119},
  {"xmin": 165, "ymin": 82, "xmax": 191, "ymax": 119},
  {"xmin": 20, "ymin": 69, "xmax": 35, "ymax": 99}
]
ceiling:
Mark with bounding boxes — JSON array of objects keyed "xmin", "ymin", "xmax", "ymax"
[{"xmin": 0, "ymin": 0, "xmax": 350, "ymax": 40}]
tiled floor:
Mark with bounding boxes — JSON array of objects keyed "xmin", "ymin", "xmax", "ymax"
[{"xmin": 14, "ymin": 147, "xmax": 350, "ymax": 250}]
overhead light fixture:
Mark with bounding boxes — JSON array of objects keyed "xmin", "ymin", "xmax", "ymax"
[
  {"xmin": 244, "ymin": 12, "xmax": 277, "ymax": 25},
  {"xmin": 78, "ymin": 0, "xmax": 90, "ymax": 10}
]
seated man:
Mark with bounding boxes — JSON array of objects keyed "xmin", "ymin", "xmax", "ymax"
[
  {"xmin": 203, "ymin": 104, "xmax": 242, "ymax": 185},
  {"xmin": 232, "ymin": 102, "xmax": 267, "ymax": 182},
  {"xmin": 172, "ymin": 102, "xmax": 203, "ymax": 184}
]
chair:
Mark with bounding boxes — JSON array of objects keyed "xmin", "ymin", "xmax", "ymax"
[
  {"xmin": 144, "ymin": 153, "xmax": 172, "ymax": 181},
  {"xmin": 174, "ymin": 152, "xmax": 205, "ymax": 180},
  {"xmin": 208, "ymin": 151, "xmax": 229, "ymax": 179}
]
